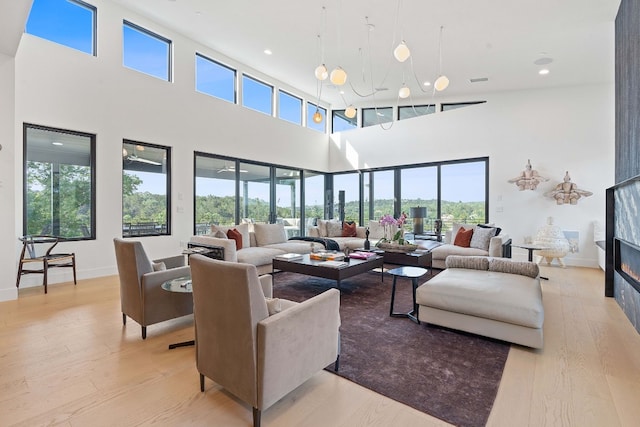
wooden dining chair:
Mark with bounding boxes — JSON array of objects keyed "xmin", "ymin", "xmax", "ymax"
[{"xmin": 16, "ymin": 235, "xmax": 77, "ymax": 294}]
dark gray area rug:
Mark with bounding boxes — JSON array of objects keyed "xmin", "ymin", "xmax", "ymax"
[{"xmin": 273, "ymin": 270, "xmax": 510, "ymax": 427}]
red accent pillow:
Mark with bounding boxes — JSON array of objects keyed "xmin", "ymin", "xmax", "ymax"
[
  {"xmin": 227, "ymin": 228, "xmax": 243, "ymax": 250},
  {"xmin": 453, "ymin": 227, "xmax": 473, "ymax": 247},
  {"xmin": 342, "ymin": 222, "xmax": 357, "ymax": 237}
]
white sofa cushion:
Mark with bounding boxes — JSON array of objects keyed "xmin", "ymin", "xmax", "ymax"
[
  {"xmin": 416, "ymin": 268, "xmax": 544, "ymax": 329},
  {"xmin": 253, "ymin": 223, "xmax": 287, "ymax": 246}
]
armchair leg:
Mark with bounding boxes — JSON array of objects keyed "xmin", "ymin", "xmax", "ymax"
[
  {"xmin": 334, "ymin": 355, "xmax": 340, "ymax": 372},
  {"xmin": 200, "ymin": 374, "xmax": 205, "ymax": 392},
  {"xmin": 253, "ymin": 407, "xmax": 261, "ymax": 427},
  {"xmin": 122, "ymin": 313, "xmax": 127, "ymax": 325},
  {"xmin": 141, "ymin": 326, "xmax": 147, "ymax": 339}
]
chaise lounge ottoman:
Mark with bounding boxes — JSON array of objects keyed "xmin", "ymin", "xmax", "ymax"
[{"xmin": 415, "ymin": 256, "xmax": 544, "ymax": 349}]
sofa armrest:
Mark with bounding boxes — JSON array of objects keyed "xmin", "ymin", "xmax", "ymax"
[
  {"xmin": 153, "ymin": 255, "xmax": 186, "ymax": 269},
  {"xmin": 488, "ymin": 234, "xmax": 511, "ymax": 257},
  {"xmin": 189, "ymin": 236, "xmax": 238, "ymax": 262},
  {"xmin": 257, "ymin": 288, "xmax": 340, "ymax": 409}
]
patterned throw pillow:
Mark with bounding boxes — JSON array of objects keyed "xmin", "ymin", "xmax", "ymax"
[
  {"xmin": 445, "ymin": 255, "xmax": 489, "ymax": 270},
  {"xmin": 227, "ymin": 228, "xmax": 243, "ymax": 250},
  {"xmin": 489, "ymin": 258, "xmax": 539, "ymax": 278},
  {"xmin": 453, "ymin": 227, "xmax": 474, "ymax": 247},
  {"xmin": 342, "ymin": 221, "xmax": 357, "ymax": 237},
  {"xmin": 326, "ymin": 220, "xmax": 343, "ymax": 237},
  {"xmin": 470, "ymin": 226, "xmax": 497, "ymax": 251}
]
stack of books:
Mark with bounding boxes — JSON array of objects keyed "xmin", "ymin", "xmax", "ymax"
[
  {"xmin": 309, "ymin": 251, "xmax": 345, "ymax": 261},
  {"xmin": 348, "ymin": 251, "xmax": 377, "ymax": 260},
  {"xmin": 275, "ymin": 253, "xmax": 304, "ymax": 261}
]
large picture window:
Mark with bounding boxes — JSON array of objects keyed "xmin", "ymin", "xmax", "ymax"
[
  {"xmin": 122, "ymin": 141, "xmax": 171, "ymax": 237},
  {"xmin": 24, "ymin": 124, "xmax": 96, "ymax": 239},
  {"xmin": 123, "ymin": 21, "xmax": 172, "ymax": 81},
  {"xmin": 26, "ymin": 0, "xmax": 96, "ymax": 56},
  {"xmin": 195, "ymin": 53, "xmax": 236, "ymax": 103}
]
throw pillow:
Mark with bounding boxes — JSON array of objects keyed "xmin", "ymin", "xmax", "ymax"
[
  {"xmin": 489, "ymin": 258, "xmax": 539, "ymax": 278},
  {"xmin": 342, "ymin": 221, "xmax": 357, "ymax": 237},
  {"xmin": 470, "ymin": 226, "xmax": 497, "ymax": 251},
  {"xmin": 368, "ymin": 220, "xmax": 385, "ymax": 239},
  {"xmin": 213, "ymin": 229, "xmax": 227, "ymax": 239},
  {"xmin": 227, "ymin": 228, "xmax": 243, "ymax": 250},
  {"xmin": 453, "ymin": 227, "xmax": 473, "ymax": 247},
  {"xmin": 253, "ymin": 223, "xmax": 287, "ymax": 246},
  {"xmin": 445, "ymin": 255, "xmax": 489, "ymax": 271},
  {"xmin": 265, "ymin": 297, "xmax": 282, "ymax": 316},
  {"xmin": 450, "ymin": 222, "xmax": 476, "ymax": 243},
  {"xmin": 477, "ymin": 223, "xmax": 502, "ymax": 236},
  {"xmin": 326, "ymin": 220, "xmax": 343, "ymax": 237},
  {"xmin": 152, "ymin": 261, "xmax": 167, "ymax": 271},
  {"xmin": 317, "ymin": 219, "xmax": 329, "ymax": 237}
]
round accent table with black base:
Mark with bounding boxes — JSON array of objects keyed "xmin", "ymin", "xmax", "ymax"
[
  {"xmin": 387, "ymin": 266, "xmax": 429, "ymax": 324},
  {"xmin": 161, "ymin": 276, "xmax": 195, "ymax": 349}
]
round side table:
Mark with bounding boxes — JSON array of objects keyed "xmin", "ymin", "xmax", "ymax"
[{"xmin": 387, "ymin": 266, "xmax": 428, "ymax": 324}]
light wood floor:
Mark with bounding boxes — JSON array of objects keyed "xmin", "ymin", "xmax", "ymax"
[{"xmin": 1, "ymin": 266, "xmax": 639, "ymax": 426}]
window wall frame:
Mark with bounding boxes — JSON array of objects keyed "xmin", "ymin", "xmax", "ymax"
[
  {"xmin": 23, "ymin": 123, "xmax": 96, "ymax": 240},
  {"xmin": 122, "ymin": 20, "xmax": 173, "ymax": 82},
  {"xmin": 122, "ymin": 139, "xmax": 172, "ymax": 238}
]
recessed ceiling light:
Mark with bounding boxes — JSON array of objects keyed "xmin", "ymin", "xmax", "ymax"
[
  {"xmin": 264, "ymin": 49, "xmax": 272, "ymax": 55},
  {"xmin": 423, "ymin": 81, "xmax": 431, "ymax": 87},
  {"xmin": 534, "ymin": 57, "xmax": 553, "ymax": 65},
  {"xmin": 539, "ymin": 69, "xmax": 550, "ymax": 75},
  {"xmin": 52, "ymin": 141, "xmax": 63, "ymax": 146}
]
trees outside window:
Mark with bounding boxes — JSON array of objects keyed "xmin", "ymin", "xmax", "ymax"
[
  {"xmin": 122, "ymin": 141, "xmax": 171, "ymax": 237},
  {"xmin": 24, "ymin": 124, "xmax": 95, "ymax": 239}
]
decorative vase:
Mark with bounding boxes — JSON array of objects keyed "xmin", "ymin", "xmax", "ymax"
[{"xmin": 534, "ymin": 216, "xmax": 571, "ymax": 267}]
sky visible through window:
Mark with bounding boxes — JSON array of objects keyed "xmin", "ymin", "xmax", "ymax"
[
  {"xmin": 26, "ymin": 0, "xmax": 95, "ymax": 55},
  {"xmin": 123, "ymin": 22, "xmax": 170, "ymax": 81}
]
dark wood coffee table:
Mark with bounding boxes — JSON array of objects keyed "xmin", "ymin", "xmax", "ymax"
[
  {"xmin": 272, "ymin": 254, "xmax": 384, "ymax": 291},
  {"xmin": 358, "ymin": 248, "xmax": 433, "ymax": 273}
]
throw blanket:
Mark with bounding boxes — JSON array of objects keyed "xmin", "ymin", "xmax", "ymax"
[{"xmin": 288, "ymin": 236, "xmax": 341, "ymax": 251}]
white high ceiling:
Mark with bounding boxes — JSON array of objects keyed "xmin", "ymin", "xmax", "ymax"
[{"xmin": 111, "ymin": 0, "xmax": 621, "ymax": 107}]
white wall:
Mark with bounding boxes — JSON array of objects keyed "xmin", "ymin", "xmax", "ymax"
[
  {"xmin": 4, "ymin": 1, "xmax": 329, "ymax": 299},
  {"xmin": 0, "ymin": 53, "xmax": 17, "ymax": 301},
  {"xmin": 1, "ymin": 0, "xmax": 614, "ymax": 301},
  {"xmin": 329, "ymin": 84, "xmax": 615, "ymax": 266}
]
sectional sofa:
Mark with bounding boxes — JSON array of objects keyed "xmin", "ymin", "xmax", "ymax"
[
  {"xmin": 308, "ymin": 219, "xmax": 511, "ymax": 269},
  {"xmin": 190, "ymin": 223, "xmax": 324, "ymax": 275}
]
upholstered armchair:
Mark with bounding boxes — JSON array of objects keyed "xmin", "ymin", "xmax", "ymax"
[
  {"xmin": 113, "ymin": 238, "xmax": 193, "ymax": 339},
  {"xmin": 189, "ymin": 255, "xmax": 341, "ymax": 427}
]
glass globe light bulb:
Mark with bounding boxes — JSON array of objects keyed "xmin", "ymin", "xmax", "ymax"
[
  {"xmin": 398, "ymin": 85, "xmax": 410, "ymax": 99},
  {"xmin": 314, "ymin": 64, "xmax": 328, "ymax": 80},
  {"xmin": 345, "ymin": 105, "xmax": 356, "ymax": 119},
  {"xmin": 434, "ymin": 75, "xmax": 449, "ymax": 91},
  {"xmin": 330, "ymin": 67, "xmax": 347, "ymax": 86},
  {"xmin": 312, "ymin": 110, "xmax": 323, "ymax": 123},
  {"xmin": 393, "ymin": 41, "xmax": 411, "ymax": 62}
]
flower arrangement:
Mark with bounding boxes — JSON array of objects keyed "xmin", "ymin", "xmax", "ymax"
[{"xmin": 378, "ymin": 212, "xmax": 408, "ymax": 244}]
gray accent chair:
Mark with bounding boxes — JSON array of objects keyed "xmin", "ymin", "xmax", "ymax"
[
  {"xmin": 189, "ymin": 255, "xmax": 341, "ymax": 427},
  {"xmin": 113, "ymin": 238, "xmax": 193, "ymax": 339}
]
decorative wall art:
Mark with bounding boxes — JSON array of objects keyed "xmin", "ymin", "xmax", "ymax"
[
  {"xmin": 508, "ymin": 159, "xmax": 548, "ymax": 190},
  {"xmin": 544, "ymin": 171, "xmax": 593, "ymax": 205}
]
